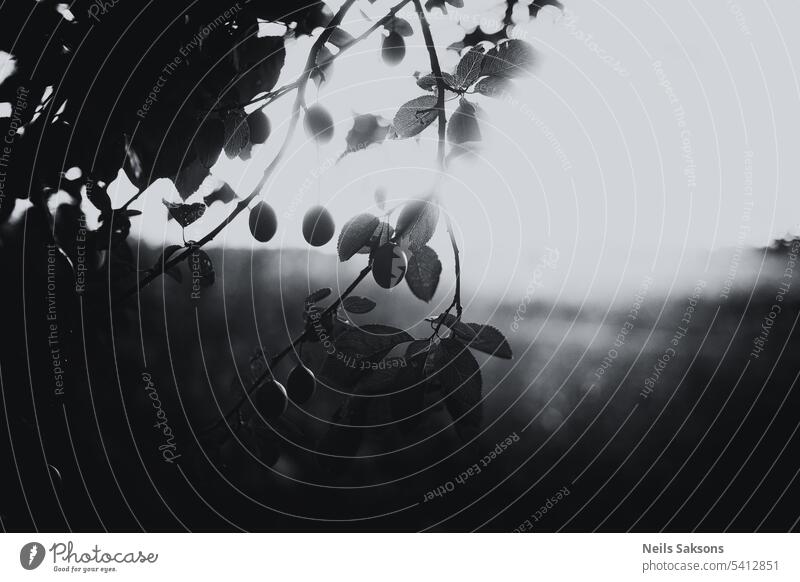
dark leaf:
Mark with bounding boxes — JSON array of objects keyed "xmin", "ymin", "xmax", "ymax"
[
  {"xmin": 480, "ymin": 39, "xmax": 537, "ymax": 78},
  {"xmin": 406, "ymin": 245, "xmax": 441, "ymax": 301},
  {"xmin": 454, "ymin": 323, "xmax": 513, "ymax": 359},
  {"xmin": 447, "ymin": 99, "xmax": 482, "ymax": 144},
  {"xmin": 194, "ymin": 118, "xmax": 225, "ymax": 169},
  {"xmin": 163, "ymin": 199, "xmax": 206, "ymax": 227},
  {"xmin": 305, "ymin": 288, "xmax": 332, "ymax": 304},
  {"xmin": 427, "ymin": 313, "xmax": 474, "ymax": 339},
  {"xmin": 454, "ymin": 46, "xmax": 485, "ymax": 89},
  {"xmin": 328, "ymin": 27, "xmax": 356, "ymax": 49},
  {"xmin": 436, "ymin": 339, "xmax": 483, "ymax": 441},
  {"xmin": 174, "ymin": 158, "xmax": 210, "ymax": 200},
  {"xmin": 392, "ymin": 95, "xmax": 438, "ymax": 139},
  {"xmin": 339, "ymin": 114, "xmax": 390, "ymax": 160},
  {"xmin": 390, "ymin": 17, "xmax": 413, "ymax": 37},
  {"xmin": 223, "ymin": 108, "xmax": 250, "ymax": 159},
  {"xmin": 394, "ymin": 197, "xmax": 439, "ymax": 251},
  {"xmin": 312, "ymin": 45, "xmax": 335, "ymax": 88},
  {"xmin": 124, "ymin": 209, "xmax": 142, "ymax": 217},
  {"xmin": 358, "ymin": 221, "xmax": 394, "ymax": 254},
  {"xmin": 203, "ymin": 182, "xmax": 238, "ymax": 206},
  {"xmin": 86, "ymin": 183, "xmax": 112, "ymax": 213},
  {"xmin": 342, "ymin": 296, "xmax": 376, "ymax": 314},
  {"xmin": 338, "ymin": 213, "xmax": 380, "ymax": 261}
]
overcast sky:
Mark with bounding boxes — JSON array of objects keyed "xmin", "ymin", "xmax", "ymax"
[{"xmin": 104, "ymin": 0, "xmax": 800, "ymax": 301}]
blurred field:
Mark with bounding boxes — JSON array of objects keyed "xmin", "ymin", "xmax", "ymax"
[{"xmin": 109, "ymin": 240, "xmax": 800, "ymax": 531}]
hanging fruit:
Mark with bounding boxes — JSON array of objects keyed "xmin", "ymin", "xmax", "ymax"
[
  {"xmin": 287, "ymin": 363, "xmax": 317, "ymax": 404},
  {"xmin": 302, "ymin": 205, "xmax": 335, "ymax": 246},
  {"xmin": 249, "ymin": 201, "xmax": 278, "ymax": 242}
]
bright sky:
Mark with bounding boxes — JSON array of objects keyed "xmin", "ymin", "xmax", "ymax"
[{"xmin": 101, "ymin": 0, "xmax": 800, "ymax": 300}]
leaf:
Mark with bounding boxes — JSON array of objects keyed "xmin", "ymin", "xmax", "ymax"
[
  {"xmin": 454, "ymin": 323, "xmax": 513, "ymax": 359},
  {"xmin": 328, "ymin": 27, "xmax": 356, "ymax": 49},
  {"xmin": 305, "ymin": 288, "xmax": 332, "ymax": 304},
  {"xmin": 392, "ymin": 95, "xmax": 438, "ymax": 139},
  {"xmin": 223, "ymin": 109, "xmax": 250, "ymax": 159},
  {"xmin": 454, "ymin": 46, "xmax": 485, "ymax": 89},
  {"xmin": 480, "ymin": 39, "xmax": 537, "ymax": 78},
  {"xmin": 358, "ymin": 221, "xmax": 394, "ymax": 254},
  {"xmin": 342, "ymin": 296, "xmax": 376, "ymax": 314},
  {"xmin": 436, "ymin": 339, "xmax": 482, "ymax": 441},
  {"xmin": 406, "ymin": 245, "xmax": 441, "ymax": 302},
  {"xmin": 406, "ymin": 339, "xmax": 433, "ymax": 360},
  {"xmin": 389, "ymin": 17, "xmax": 413, "ymax": 37},
  {"xmin": 194, "ymin": 118, "xmax": 224, "ymax": 168},
  {"xmin": 424, "ymin": 0, "xmax": 464, "ymax": 10},
  {"xmin": 338, "ymin": 213, "xmax": 380, "ymax": 261},
  {"xmin": 312, "ymin": 45, "xmax": 335, "ymax": 88},
  {"xmin": 162, "ymin": 199, "xmax": 206, "ymax": 227},
  {"xmin": 473, "ymin": 75, "xmax": 513, "ymax": 98},
  {"xmin": 174, "ymin": 158, "xmax": 210, "ymax": 200},
  {"xmin": 203, "ymin": 182, "xmax": 237, "ymax": 206},
  {"xmin": 448, "ymin": 99, "xmax": 482, "ymax": 145},
  {"xmin": 427, "ymin": 313, "xmax": 475, "ymax": 339},
  {"xmin": 394, "ymin": 197, "xmax": 439, "ymax": 251},
  {"xmin": 416, "ymin": 72, "xmax": 456, "ymax": 91},
  {"xmin": 86, "ymin": 183, "xmax": 111, "ymax": 214},
  {"xmin": 339, "ymin": 114, "xmax": 390, "ymax": 160}
]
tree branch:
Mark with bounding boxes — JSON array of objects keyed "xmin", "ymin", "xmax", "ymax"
[{"xmin": 413, "ymin": 0, "xmax": 463, "ymax": 326}]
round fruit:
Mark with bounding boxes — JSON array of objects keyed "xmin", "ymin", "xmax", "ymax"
[
  {"xmin": 382, "ymin": 31, "xmax": 406, "ymax": 66},
  {"xmin": 302, "ymin": 205, "xmax": 335, "ymax": 247},
  {"xmin": 249, "ymin": 201, "xmax": 278, "ymax": 242},
  {"xmin": 255, "ymin": 379, "xmax": 288, "ymax": 418},
  {"xmin": 303, "ymin": 104, "xmax": 334, "ymax": 143},
  {"xmin": 372, "ymin": 242, "xmax": 408, "ymax": 288},
  {"xmin": 247, "ymin": 111, "xmax": 271, "ymax": 144},
  {"xmin": 287, "ymin": 364, "xmax": 316, "ymax": 404}
]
